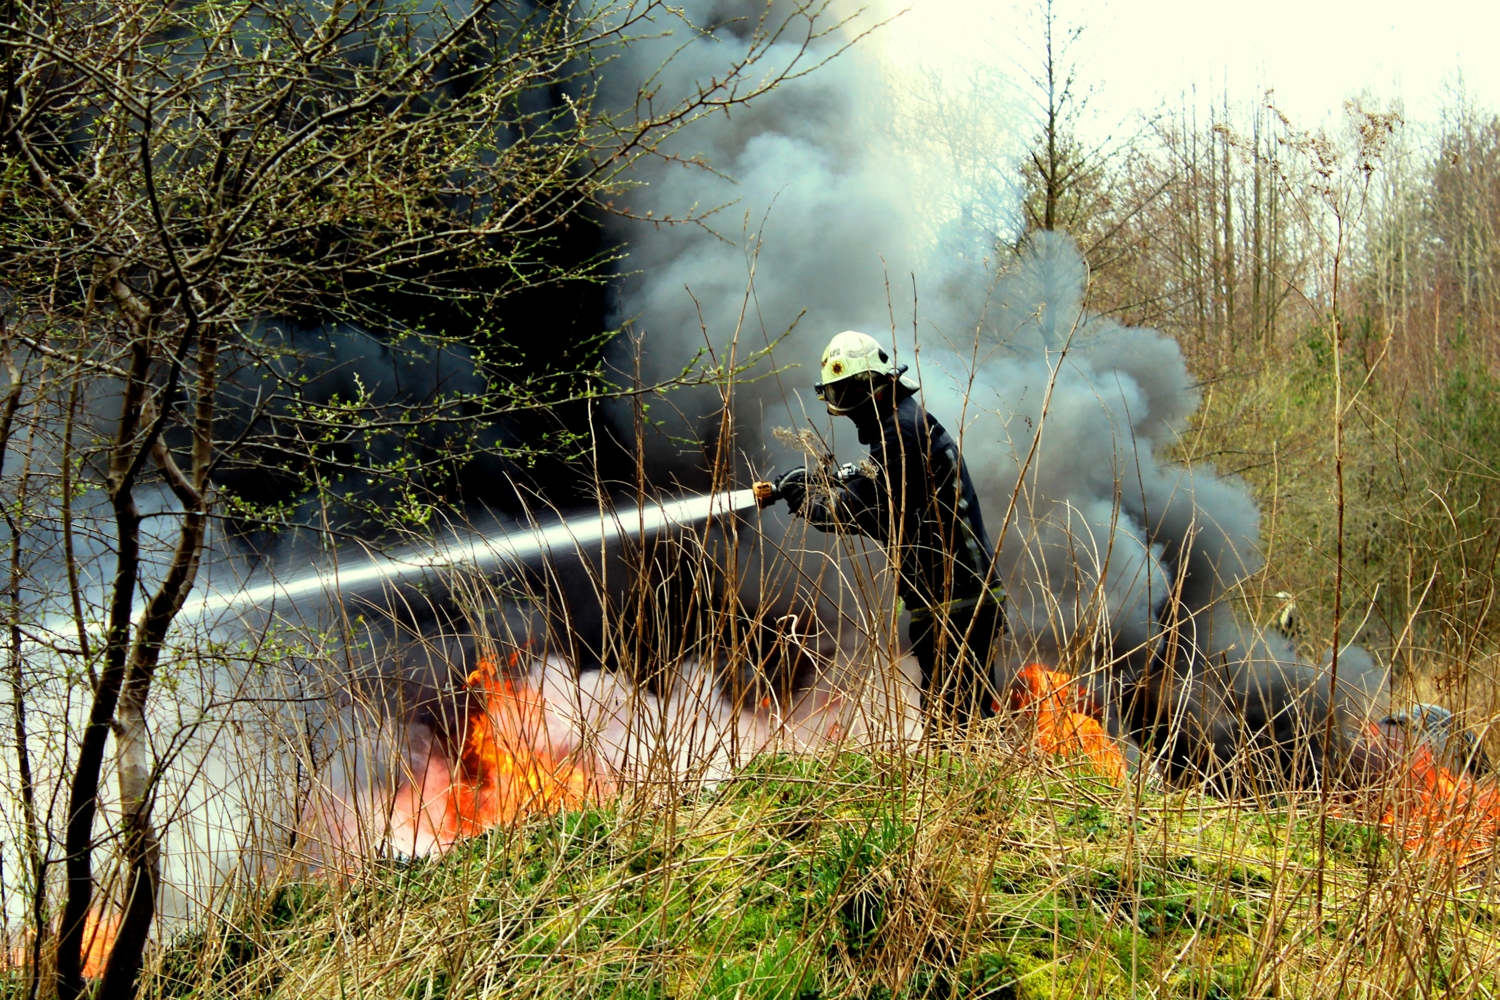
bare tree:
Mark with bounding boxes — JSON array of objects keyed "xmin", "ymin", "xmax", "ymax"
[{"xmin": 1014, "ymin": 0, "xmax": 1109, "ymax": 238}]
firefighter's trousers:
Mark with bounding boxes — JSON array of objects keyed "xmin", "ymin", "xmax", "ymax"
[{"xmin": 909, "ymin": 596, "xmax": 1002, "ymax": 729}]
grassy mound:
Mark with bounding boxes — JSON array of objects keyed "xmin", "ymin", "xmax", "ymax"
[{"xmin": 140, "ymin": 748, "xmax": 1497, "ymax": 999}]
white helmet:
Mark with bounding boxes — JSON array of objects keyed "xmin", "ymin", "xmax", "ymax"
[{"xmin": 815, "ymin": 331, "xmax": 918, "ymax": 414}]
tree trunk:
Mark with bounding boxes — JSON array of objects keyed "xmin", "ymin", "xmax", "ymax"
[
  {"xmin": 99, "ymin": 499, "xmax": 207, "ymax": 993},
  {"xmin": 98, "ymin": 324, "xmax": 215, "ymax": 997},
  {"xmin": 1043, "ymin": 0, "xmax": 1059, "ymax": 231},
  {"xmin": 0, "ymin": 344, "xmax": 45, "ymax": 1000},
  {"xmin": 1252, "ymin": 111, "xmax": 1265, "ymax": 350},
  {"xmin": 1221, "ymin": 111, "xmax": 1237, "ymax": 341},
  {"xmin": 55, "ymin": 332, "xmax": 153, "ymax": 1000}
]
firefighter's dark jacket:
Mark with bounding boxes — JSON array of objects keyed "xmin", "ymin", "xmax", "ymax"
[{"xmin": 802, "ymin": 394, "xmax": 997, "ymax": 611}]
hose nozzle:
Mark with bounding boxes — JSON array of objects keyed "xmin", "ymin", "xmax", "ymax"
[{"xmin": 751, "ymin": 480, "xmax": 780, "ymax": 509}]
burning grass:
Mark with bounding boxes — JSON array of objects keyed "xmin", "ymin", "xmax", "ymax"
[
  {"xmin": 121, "ymin": 741, "xmax": 1500, "ymax": 1000},
  {"xmin": 402, "ymin": 656, "xmax": 603, "ymax": 852}
]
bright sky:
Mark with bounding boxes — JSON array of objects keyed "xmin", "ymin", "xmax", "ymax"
[{"xmin": 891, "ymin": 0, "xmax": 1500, "ymax": 134}]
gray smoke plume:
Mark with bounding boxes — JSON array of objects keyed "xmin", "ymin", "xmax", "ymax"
[
  {"xmin": 596, "ymin": 0, "xmax": 1222, "ymax": 650},
  {"xmin": 596, "ymin": 0, "xmax": 1387, "ymax": 784}
]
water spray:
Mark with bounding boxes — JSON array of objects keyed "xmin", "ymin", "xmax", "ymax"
[{"xmin": 180, "ymin": 488, "xmax": 774, "ymax": 621}]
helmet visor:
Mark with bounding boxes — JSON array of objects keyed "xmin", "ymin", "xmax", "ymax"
[{"xmin": 819, "ymin": 375, "xmax": 874, "ymax": 415}]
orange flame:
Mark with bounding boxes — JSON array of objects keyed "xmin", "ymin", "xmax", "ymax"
[
  {"xmin": 386, "ymin": 653, "xmax": 605, "ymax": 854},
  {"xmin": 1007, "ymin": 663, "xmax": 1127, "ymax": 782},
  {"xmin": 79, "ymin": 911, "xmax": 118, "ymax": 980},
  {"xmin": 4, "ymin": 910, "xmax": 117, "ymax": 980},
  {"xmin": 449, "ymin": 656, "xmax": 599, "ymax": 836},
  {"xmin": 1365, "ymin": 725, "xmax": 1500, "ymax": 864}
]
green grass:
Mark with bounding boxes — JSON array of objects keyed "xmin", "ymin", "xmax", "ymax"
[{"xmin": 128, "ymin": 747, "xmax": 1500, "ymax": 999}]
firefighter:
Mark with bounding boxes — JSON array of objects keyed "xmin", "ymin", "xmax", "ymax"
[{"xmin": 773, "ymin": 331, "xmax": 1005, "ymax": 727}]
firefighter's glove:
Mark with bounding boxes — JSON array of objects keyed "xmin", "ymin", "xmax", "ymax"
[{"xmin": 776, "ymin": 467, "xmax": 808, "ymax": 515}]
